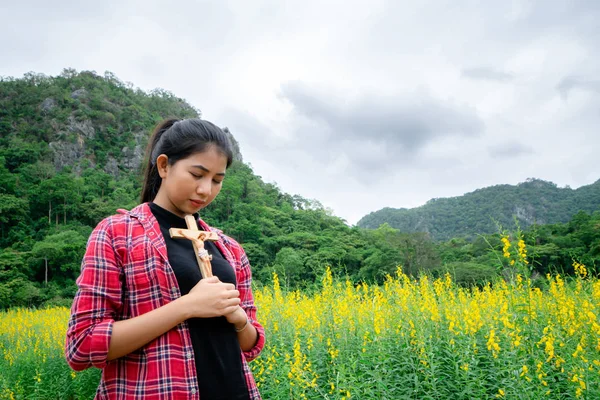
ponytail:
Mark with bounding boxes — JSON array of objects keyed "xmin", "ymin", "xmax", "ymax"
[{"xmin": 140, "ymin": 119, "xmax": 179, "ymax": 203}]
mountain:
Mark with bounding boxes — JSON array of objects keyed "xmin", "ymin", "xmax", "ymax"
[
  {"xmin": 0, "ymin": 68, "xmax": 401, "ymax": 307},
  {"xmin": 357, "ymin": 178, "xmax": 600, "ymax": 241},
  {"xmin": 1, "ymin": 68, "xmax": 598, "ymax": 309},
  {"xmin": 0, "ymin": 69, "xmax": 245, "ymax": 176}
]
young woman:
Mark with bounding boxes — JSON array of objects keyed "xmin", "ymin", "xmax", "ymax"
[{"xmin": 65, "ymin": 119, "xmax": 265, "ymax": 400}]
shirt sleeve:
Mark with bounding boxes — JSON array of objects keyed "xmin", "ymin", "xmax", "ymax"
[
  {"xmin": 234, "ymin": 243, "xmax": 265, "ymax": 362},
  {"xmin": 64, "ymin": 217, "xmax": 124, "ymax": 371}
]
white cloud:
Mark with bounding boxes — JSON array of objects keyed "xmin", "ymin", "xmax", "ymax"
[{"xmin": 1, "ymin": 0, "xmax": 599, "ymax": 225}]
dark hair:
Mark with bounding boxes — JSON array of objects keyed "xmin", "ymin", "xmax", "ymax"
[{"xmin": 141, "ymin": 118, "xmax": 234, "ymax": 203}]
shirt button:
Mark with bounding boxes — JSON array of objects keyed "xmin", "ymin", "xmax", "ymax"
[
  {"xmin": 149, "ymin": 231, "xmax": 154, "ymax": 236},
  {"xmin": 186, "ymin": 351, "xmax": 193, "ymax": 359},
  {"xmin": 191, "ymin": 388, "xmax": 197, "ymax": 395}
]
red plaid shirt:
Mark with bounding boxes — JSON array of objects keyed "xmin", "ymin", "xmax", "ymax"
[{"xmin": 65, "ymin": 203, "xmax": 265, "ymax": 399}]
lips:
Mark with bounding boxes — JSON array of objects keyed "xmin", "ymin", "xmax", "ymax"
[{"xmin": 190, "ymin": 199, "xmax": 205, "ymax": 207}]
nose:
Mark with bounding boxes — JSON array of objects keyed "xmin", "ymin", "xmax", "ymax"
[{"xmin": 196, "ymin": 178, "xmax": 211, "ymax": 198}]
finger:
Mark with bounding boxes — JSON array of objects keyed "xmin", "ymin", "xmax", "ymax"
[
  {"xmin": 223, "ymin": 283, "xmax": 236, "ymax": 291},
  {"xmin": 226, "ymin": 297, "xmax": 240, "ymax": 307},
  {"xmin": 223, "ymin": 305, "xmax": 240, "ymax": 316},
  {"xmin": 228, "ymin": 290, "xmax": 240, "ymax": 299},
  {"xmin": 217, "ymin": 299, "xmax": 240, "ymax": 314},
  {"xmin": 218, "ymin": 298, "xmax": 239, "ymax": 308},
  {"xmin": 202, "ymin": 276, "xmax": 220, "ymax": 283}
]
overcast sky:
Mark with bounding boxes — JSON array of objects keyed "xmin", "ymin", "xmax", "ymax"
[{"xmin": 2, "ymin": 0, "xmax": 599, "ymax": 224}]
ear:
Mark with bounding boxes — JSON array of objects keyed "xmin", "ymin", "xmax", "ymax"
[{"xmin": 156, "ymin": 154, "xmax": 169, "ymax": 178}]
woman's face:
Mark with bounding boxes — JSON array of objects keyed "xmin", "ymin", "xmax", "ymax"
[{"xmin": 153, "ymin": 146, "xmax": 228, "ymax": 217}]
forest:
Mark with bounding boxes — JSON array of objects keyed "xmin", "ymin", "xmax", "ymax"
[{"xmin": 0, "ymin": 69, "xmax": 598, "ymax": 309}]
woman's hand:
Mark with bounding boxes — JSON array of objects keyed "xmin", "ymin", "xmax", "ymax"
[
  {"xmin": 106, "ymin": 277, "xmax": 239, "ymax": 361},
  {"xmin": 225, "ymin": 305, "xmax": 259, "ymax": 350},
  {"xmin": 225, "ymin": 306, "xmax": 248, "ymax": 328},
  {"xmin": 181, "ymin": 276, "xmax": 240, "ymax": 319}
]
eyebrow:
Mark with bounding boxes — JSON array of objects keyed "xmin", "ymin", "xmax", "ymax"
[{"xmin": 191, "ymin": 164, "xmax": 226, "ymax": 176}]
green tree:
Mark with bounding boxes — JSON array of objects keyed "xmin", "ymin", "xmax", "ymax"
[
  {"xmin": 269, "ymin": 247, "xmax": 306, "ymax": 288},
  {"xmin": 30, "ymin": 230, "xmax": 87, "ymax": 285}
]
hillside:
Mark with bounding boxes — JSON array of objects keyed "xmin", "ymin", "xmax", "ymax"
[
  {"xmin": 0, "ymin": 69, "xmax": 421, "ymax": 307},
  {"xmin": 1, "ymin": 69, "xmax": 599, "ymax": 309},
  {"xmin": 357, "ymin": 178, "xmax": 600, "ymax": 240},
  {"xmin": 0, "ymin": 69, "xmax": 243, "ymax": 172}
]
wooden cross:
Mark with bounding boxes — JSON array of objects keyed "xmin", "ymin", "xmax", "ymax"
[{"xmin": 169, "ymin": 215, "xmax": 218, "ymax": 278}]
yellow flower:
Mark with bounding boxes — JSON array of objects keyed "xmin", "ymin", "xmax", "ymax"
[
  {"xmin": 573, "ymin": 261, "xmax": 587, "ymax": 278},
  {"xmin": 486, "ymin": 329, "xmax": 500, "ymax": 357},
  {"xmin": 517, "ymin": 239, "xmax": 528, "ymax": 264}
]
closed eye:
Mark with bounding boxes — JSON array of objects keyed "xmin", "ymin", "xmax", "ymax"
[{"xmin": 191, "ymin": 172, "xmax": 222, "ymax": 184}]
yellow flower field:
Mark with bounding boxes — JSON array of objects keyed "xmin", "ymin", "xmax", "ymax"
[{"xmin": 1, "ymin": 268, "xmax": 600, "ymax": 399}]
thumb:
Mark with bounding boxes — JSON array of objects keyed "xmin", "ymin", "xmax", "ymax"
[{"xmin": 202, "ymin": 276, "xmax": 220, "ymax": 283}]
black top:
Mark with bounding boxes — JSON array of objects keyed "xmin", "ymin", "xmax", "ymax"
[{"xmin": 150, "ymin": 203, "xmax": 249, "ymax": 400}]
